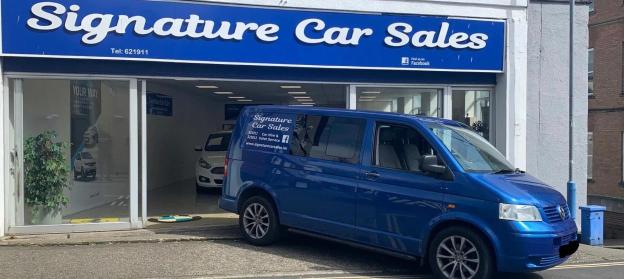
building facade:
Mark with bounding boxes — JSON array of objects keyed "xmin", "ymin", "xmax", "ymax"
[
  {"xmin": 587, "ymin": 0, "xmax": 624, "ymax": 238},
  {"xmin": 0, "ymin": 0, "xmax": 588, "ymax": 237}
]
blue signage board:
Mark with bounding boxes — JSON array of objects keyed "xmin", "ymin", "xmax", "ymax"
[
  {"xmin": 147, "ymin": 92, "xmax": 173, "ymax": 117},
  {"xmin": 1, "ymin": 0, "xmax": 505, "ymax": 72}
]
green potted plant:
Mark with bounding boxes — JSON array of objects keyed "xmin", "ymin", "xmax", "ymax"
[{"xmin": 24, "ymin": 131, "xmax": 71, "ymax": 225}]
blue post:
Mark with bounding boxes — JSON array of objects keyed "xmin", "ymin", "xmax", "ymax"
[
  {"xmin": 567, "ymin": 181, "xmax": 576, "ymax": 221},
  {"xmin": 580, "ymin": 205, "xmax": 606, "ymax": 246}
]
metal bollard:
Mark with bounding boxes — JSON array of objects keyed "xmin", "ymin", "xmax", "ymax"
[{"xmin": 580, "ymin": 205, "xmax": 607, "ymax": 246}]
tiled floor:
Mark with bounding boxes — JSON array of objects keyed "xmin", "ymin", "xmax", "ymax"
[{"xmin": 64, "ymin": 178, "xmax": 227, "ymax": 222}]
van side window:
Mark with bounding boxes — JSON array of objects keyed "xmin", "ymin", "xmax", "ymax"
[
  {"xmin": 375, "ymin": 124, "xmax": 436, "ymax": 172},
  {"xmin": 290, "ymin": 114, "xmax": 365, "ymax": 164}
]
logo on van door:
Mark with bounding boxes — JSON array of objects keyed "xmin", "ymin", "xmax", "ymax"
[{"xmin": 244, "ymin": 113, "xmax": 295, "ymax": 153}]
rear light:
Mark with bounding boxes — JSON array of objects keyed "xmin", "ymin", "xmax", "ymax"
[{"xmin": 224, "ymin": 158, "xmax": 228, "ymax": 177}]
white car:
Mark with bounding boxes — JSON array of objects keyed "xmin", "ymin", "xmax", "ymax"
[
  {"xmin": 195, "ymin": 131, "xmax": 232, "ymax": 191},
  {"xmin": 74, "ymin": 151, "xmax": 96, "ymax": 179}
]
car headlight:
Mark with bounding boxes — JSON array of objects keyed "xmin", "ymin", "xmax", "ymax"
[
  {"xmin": 499, "ymin": 203, "xmax": 543, "ymax": 222},
  {"xmin": 199, "ymin": 158, "xmax": 211, "ymax": 169}
]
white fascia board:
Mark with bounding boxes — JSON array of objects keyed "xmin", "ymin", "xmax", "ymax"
[{"xmin": 184, "ymin": 0, "xmax": 527, "ymax": 19}]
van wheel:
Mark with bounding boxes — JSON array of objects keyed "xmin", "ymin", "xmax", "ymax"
[
  {"xmin": 429, "ymin": 227, "xmax": 494, "ymax": 279},
  {"xmin": 239, "ymin": 196, "xmax": 281, "ymax": 246}
]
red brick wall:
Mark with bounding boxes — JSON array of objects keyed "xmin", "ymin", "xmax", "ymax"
[{"xmin": 588, "ymin": 0, "xmax": 624, "ymax": 199}]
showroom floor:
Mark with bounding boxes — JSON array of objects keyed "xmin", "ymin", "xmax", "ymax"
[{"xmin": 64, "ymin": 178, "xmax": 228, "ymax": 223}]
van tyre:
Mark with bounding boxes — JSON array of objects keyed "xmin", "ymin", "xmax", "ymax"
[
  {"xmin": 429, "ymin": 227, "xmax": 494, "ymax": 279},
  {"xmin": 239, "ymin": 196, "xmax": 281, "ymax": 246}
]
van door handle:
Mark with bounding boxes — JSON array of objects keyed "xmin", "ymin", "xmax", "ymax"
[{"xmin": 365, "ymin": 171, "xmax": 380, "ymax": 180}]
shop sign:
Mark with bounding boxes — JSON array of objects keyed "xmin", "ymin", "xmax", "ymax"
[{"xmin": 1, "ymin": 0, "xmax": 505, "ymax": 72}]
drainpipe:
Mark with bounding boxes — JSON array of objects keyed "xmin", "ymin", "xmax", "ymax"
[{"xmin": 567, "ymin": 0, "xmax": 576, "ymax": 221}]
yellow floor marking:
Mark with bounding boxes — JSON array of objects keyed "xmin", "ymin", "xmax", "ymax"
[{"xmin": 68, "ymin": 217, "xmax": 120, "ymax": 224}]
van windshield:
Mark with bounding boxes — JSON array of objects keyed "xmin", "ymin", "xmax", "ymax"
[
  {"xmin": 205, "ymin": 133, "xmax": 231, "ymax": 152},
  {"xmin": 428, "ymin": 123, "xmax": 514, "ymax": 173}
]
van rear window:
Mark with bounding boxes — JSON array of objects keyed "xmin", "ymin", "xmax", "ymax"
[{"xmin": 290, "ymin": 115, "xmax": 365, "ymax": 164}]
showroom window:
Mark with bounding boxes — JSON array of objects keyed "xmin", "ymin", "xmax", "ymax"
[
  {"xmin": 8, "ymin": 78, "xmax": 131, "ymax": 226},
  {"xmin": 353, "ymin": 86, "xmax": 494, "ymax": 143},
  {"xmin": 452, "ymin": 89, "xmax": 492, "ymax": 141},
  {"xmin": 290, "ymin": 114, "xmax": 365, "ymax": 164},
  {"xmin": 356, "ymin": 87, "xmax": 443, "ymax": 117}
]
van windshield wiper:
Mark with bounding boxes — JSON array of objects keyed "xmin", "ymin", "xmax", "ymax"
[{"xmin": 492, "ymin": 168, "xmax": 525, "ymax": 174}]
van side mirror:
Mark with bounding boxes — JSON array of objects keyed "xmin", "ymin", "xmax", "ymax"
[
  {"xmin": 421, "ymin": 155, "xmax": 446, "ymax": 174},
  {"xmin": 194, "ymin": 145, "xmax": 203, "ymax": 152}
]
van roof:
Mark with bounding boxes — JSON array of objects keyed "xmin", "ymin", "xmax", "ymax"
[{"xmin": 247, "ymin": 105, "xmax": 465, "ymax": 127}]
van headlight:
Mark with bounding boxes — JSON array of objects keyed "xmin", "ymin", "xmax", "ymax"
[
  {"xmin": 499, "ymin": 203, "xmax": 543, "ymax": 222},
  {"xmin": 199, "ymin": 158, "xmax": 211, "ymax": 169}
]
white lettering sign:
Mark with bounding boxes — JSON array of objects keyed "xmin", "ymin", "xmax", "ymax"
[{"xmin": 26, "ymin": 2, "xmax": 489, "ymax": 50}]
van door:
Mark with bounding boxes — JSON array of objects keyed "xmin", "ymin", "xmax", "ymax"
[
  {"xmin": 279, "ymin": 114, "xmax": 365, "ymax": 240},
  {"xmin": 356, "ymin": 121, "xmax": 449, "ymax": 255}
]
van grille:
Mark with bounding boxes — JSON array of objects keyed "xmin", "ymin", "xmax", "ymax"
[{"xmin": 543, "ymin": 204, "xmax": 570, "ymax": 223}]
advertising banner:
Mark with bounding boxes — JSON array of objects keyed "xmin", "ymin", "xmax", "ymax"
[
  {"xmin": 1, "ymin": 0, "xmax": 505, "ymax": 72},
  {"xmin": 70, "ymin": 80, "xmax": 101, "ymax": 181}
]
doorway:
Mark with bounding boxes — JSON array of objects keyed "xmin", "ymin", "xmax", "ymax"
[{"xmin": 143, "ymin": 79, "xmax": 348, "ymax": 225}]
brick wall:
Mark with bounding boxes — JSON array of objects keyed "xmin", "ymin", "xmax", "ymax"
[
  {"xmin": 588, "ymin": 0, "xmax": 624, "ymax": 199},
  {"xmin": 588, "ymin": 0, "xmax": 624, "ymax": 237}
]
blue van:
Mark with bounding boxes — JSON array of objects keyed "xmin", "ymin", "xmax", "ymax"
[{"xmin": 219, "ymin": 106, "xmax": 578, "ymax": 279}]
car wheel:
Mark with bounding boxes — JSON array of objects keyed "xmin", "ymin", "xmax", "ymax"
[
  {"xmin": 239, "ymin": 196, "xmax": 281, "ymax": 246},
  {"xmin": 195, "ymin": 183, "xmax": 203, "ymax": 193},
  {"xmin": 429, "ymin": 226, "xmax": 494, "ymax": 279}
]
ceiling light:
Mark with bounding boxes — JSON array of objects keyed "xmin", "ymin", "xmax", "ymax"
[
  {"xmin": 360, "ymin": 96, "xmax": 377, "ymax": 99},
  {"xmin": 288, "ymin": 91, "xmax": 307, "ymax": 95},
  {"xmin": 196, "ymin": 85, "xmax": 219, "ymax": 89},
  {"xmin": 281, "ymin": 85, "xmax": 302, "ymax": 89},
  {"xmin": 297, "ymin": 99, "xmax": 314, "ymax": 102},
  {"xmin": 358, "ymin": 99, "xmax": 375, "ymax": 102},
  {"xmin": 213, "ymin": 91, "xmax": 233, "ymax": 95},
  {"xmin": 237, "ymin": 99, "xmax": 253, "ymax": 102},
  {"xmin": 301, "ymin": 102, "xmax": 316, "ymax": 105},
  {"xmin": 293, "ymin": 96, "xmax": 311, "ymax": 99},
  {"xmin": 361, "ymin": 91, "xmax": 381, "ymax": 94},
  {"xmin": 290, "ymin": 104, "xmax": 314, "ymax": 107},
  {"xmin": 228, "ymin": 96, "xmax": 245, "ymax": 99}
]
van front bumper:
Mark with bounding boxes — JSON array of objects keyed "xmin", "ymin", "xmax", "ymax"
[{"xmin": 497, "ymin": 221, "xmax": 578, "ymax": 272}]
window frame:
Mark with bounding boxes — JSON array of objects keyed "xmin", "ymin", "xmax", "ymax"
[
  {"xmin": 588, "ymin": 48, "xmax": 595, "ymax": 96},
  {"xmin": 589, "ymin": 0, "xmax": 595, "ymax": 13},
  {"xmin": 588, "ymin": 131, "xmax": 593, "ymax": 180}
]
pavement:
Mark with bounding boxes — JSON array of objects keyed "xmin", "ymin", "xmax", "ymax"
[{"xmin": 3, "ymin": 222, "xmax": 624, "ymax": 278}]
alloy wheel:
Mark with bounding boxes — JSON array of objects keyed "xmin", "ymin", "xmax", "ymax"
[
  {"xmin": 436, "ymin": 235, "xmax": 480, "ymax": 279},
  {"xmin": 242, "ymin": 202, "xmax": 270, "ymax": 239}
]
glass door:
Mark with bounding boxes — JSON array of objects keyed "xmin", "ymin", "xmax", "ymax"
[{"xmin": 6, "ymin": 77, "xmax": 139, "ymax": 233}]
